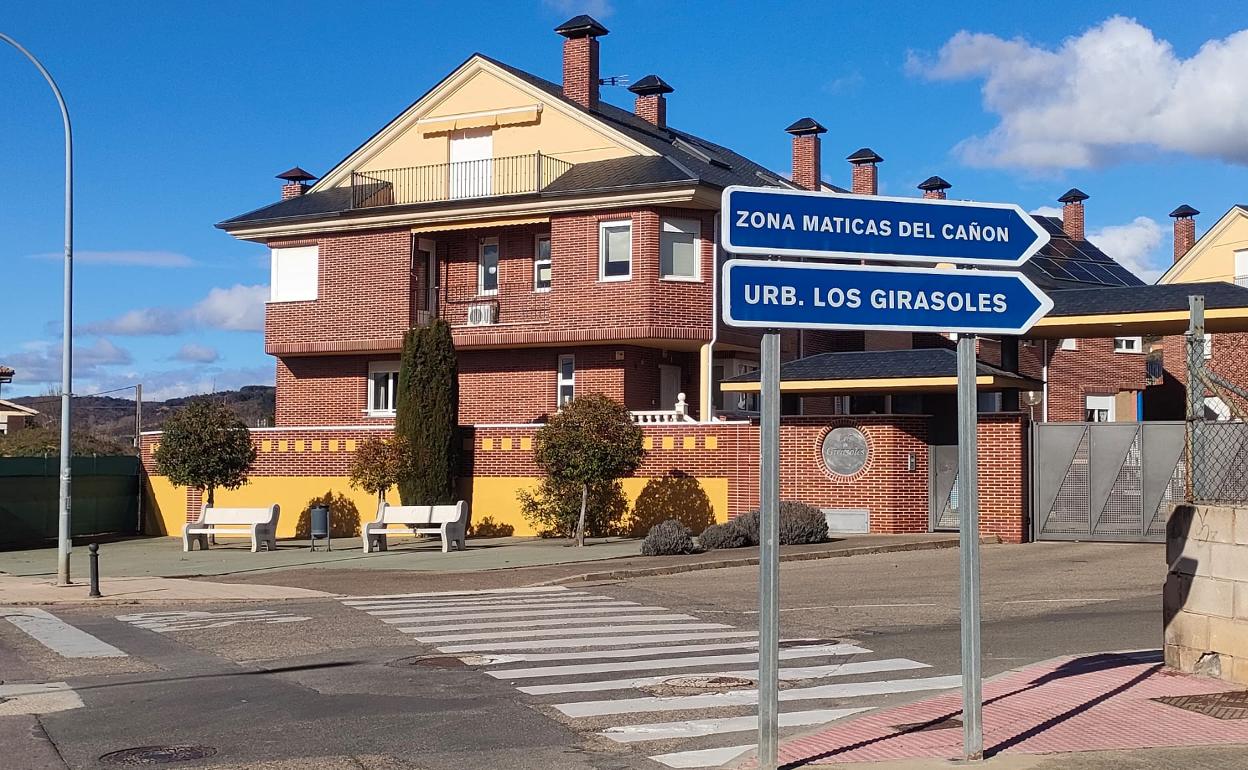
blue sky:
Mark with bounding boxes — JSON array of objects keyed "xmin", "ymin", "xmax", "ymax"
[{"xmin": 3, "ymin": 1, "xmax": 1246, "ymax": 400}]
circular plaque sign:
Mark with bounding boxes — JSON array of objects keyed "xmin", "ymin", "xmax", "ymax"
[{"xmin": 821, "ymin": 427, "xmax": 868, "ymax": 477}]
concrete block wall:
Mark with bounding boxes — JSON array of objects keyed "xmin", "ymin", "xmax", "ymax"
[{"xmin": 1164, "ymin": 504, "xmax": 1248, "ymax": 684}]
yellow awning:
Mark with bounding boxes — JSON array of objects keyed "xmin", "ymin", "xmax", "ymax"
[
  {"xmin": 417, "ymin": 105, "xmax": 542, "ymax": 135},
  {"xmin": 410, "ymin": 216, "xmax": 549, "ymax": 233}
]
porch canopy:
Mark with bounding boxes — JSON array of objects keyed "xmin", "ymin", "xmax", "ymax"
[
  {"xmin": 720, "ymin": 348, "xmax": 1041, "ymax": 395},
  {"xmin": 1029, "ymin": 281, "xmax": 1248, "ymax": 338}
]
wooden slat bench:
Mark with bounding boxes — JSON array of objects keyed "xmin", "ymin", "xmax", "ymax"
[
  {"xmin": 182, "ymin": 504, "xmax": 280, "ymax": 553},
  {"xmin": 363, "ymin": 501, "xmax": 467, "ymax": 554}
]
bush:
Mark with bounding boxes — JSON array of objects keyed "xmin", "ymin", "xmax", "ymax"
[
  {"xmin": 734, "ymin": 501, "xmax": 830, "ymax": 546},
  {"xmin": 518, "ymin": 478, "xmax": 629, "ymax": 538},
  {"xmin": 698, "ymin": 522, "xmax": 750, "ymax": 550},
  {"xmin": 467, "ymin": 516, "xmax": 515, "ymax": 539},
  {"xmin": 640, "ymin": 519, "xmax": 696, "ymax": 556}
]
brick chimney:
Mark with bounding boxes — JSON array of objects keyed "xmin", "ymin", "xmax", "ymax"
[
  {"xmin": 629, "ymin": 75, "xmax": 673, "ymax": 128},
  {"xmin": 555, "ymin": 15, "xmax": 608, "ymax": 110},
  {"xmin": 847, "ymin": 148, "xmax": 883, "ymax": 195},
  {"xmin": 1058, "ymin": 188, "xmax": 1089, "ymax": 240},
  {"xmin": 277, "ymin": 166, "xmax": 317, "ymax": 199},
  {"xmin": 918, "ymin": 176, "xmax": 951, "ymax": 200},
  {"xmin": 1170, "ymin": 204, "xmax": 1200, "ymax": 262},
  {"xmin": 785, "ymin": 118, "xmax": 827, "ymax": 192}
]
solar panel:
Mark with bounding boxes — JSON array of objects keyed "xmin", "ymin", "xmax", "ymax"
[
  {"xmin": 1055, "ymin": 259, "xmax": 1102, "ymax": 284},
  {"xmin": 1029, "ymin": 257, "xmax": 1078, "ymax": 282}
]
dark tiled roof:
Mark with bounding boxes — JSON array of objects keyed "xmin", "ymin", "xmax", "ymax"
[
  {"xmin": 219, "ymin": 186, "xmax": 354, "ymax": 227},
  {"xmin": 542, "ymin": 155, "xmax": 695, "ymax": 193},
  {"xmin": 1047, "ymin": 281, "xmax": 1248, "ymax": 317},
  {"xmin": 723, "ymin": 348, "xmax": 1025, "ymax": 384}
]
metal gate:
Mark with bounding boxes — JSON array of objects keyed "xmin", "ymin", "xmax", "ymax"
[{"xmin": 1032, "ymin": 421, "xmax": 1185, "ymax": 542}]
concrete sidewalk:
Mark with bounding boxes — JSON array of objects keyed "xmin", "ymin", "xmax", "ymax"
[
  {"xmin": 0, "ymin": 574, "xmax": 330, "ymax": 604},
  {"xmin": 750, "ymin": 651, "xmax": 1248, "ymax": 768}
]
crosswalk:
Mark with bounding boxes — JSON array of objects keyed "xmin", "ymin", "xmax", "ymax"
[
  {"xmin": 342, "ymin": 585, "xmax": 958, "ymax": 768},
  {"xmin": 115, "ymin": 609, "xmax": 311, "ymax": 633}
]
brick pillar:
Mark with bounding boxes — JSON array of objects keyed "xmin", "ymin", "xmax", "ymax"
[
  {"xmin": 556, "ymin": 16, "xmax": 608, "ymax": 111},
  {"xmin": 1170, "ymin": 205, "xmax": 1200, "ymax": 262},
  {"xmin": 628, "ymin": 75, "xmax": 673, "ymax": 128},
  {"xmin": 918, "ymin": 176, "xmax": 950, "ymax": 199},
  {"xmin": 1059, "ymin": 188, "xmax": 1089, "ymax": 240},
  {"xmin": 281, "ymin": 182, "xmax": 307, "ymax": 199},
  {"xmin": 785, "ymin": 118, "xmax": 827, "ymax": 192},
  {"xmin": 848, "ymin": 148, "xmax": 883, "ymax": 195}
]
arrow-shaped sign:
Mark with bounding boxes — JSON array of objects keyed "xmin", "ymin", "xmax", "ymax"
[
  {"xmin": 721, "ymin": 186, "xmax": 1051, "ymax": 267},
  {"xmin": 722, "ymin": 260, "xmax": 1053, "ymax": 336}
]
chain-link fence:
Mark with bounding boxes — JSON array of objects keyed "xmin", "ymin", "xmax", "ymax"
[{"xmin": 1186, "ymin": 314, "xmax": 1248, "ymax": 503}]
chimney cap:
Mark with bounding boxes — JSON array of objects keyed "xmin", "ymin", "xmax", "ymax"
[
  {"xmin": 1058, "ymin": 188, "xmax": 1089, "ymax": 203},
  {"xmin": 277, "ymin": 166, "xmax": 317, "ymax": 183},
  {"xmin": 555, "ymin": 14, "xmax": 609, "ymax": 38},
  {"xmin": 628, "ymin": 75, "xmax": 674, "ymax": 96},
  {"xmin": 847, "ymin": 147, "xmax": 883, "ymax": 164},
  {"xmin": 785, "ymin": 117, "xmax": 828, "ymax": 136},
  {"xmin": 1170, "ymin": 204, "xmax": 1200, "ymax": 218},
  {"xmin": 918, "ymin": 175, "xmax": 951, "ymax": 192}
]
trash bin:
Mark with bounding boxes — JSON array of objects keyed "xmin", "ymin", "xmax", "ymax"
[{"xmin": 310, "ymin": 504, "xmax": 331, "ymax": 551}]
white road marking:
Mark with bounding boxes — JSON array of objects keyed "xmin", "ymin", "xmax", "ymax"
[
  {"xmin": 487, "ymin": 643, "xmax": 869, "ymax": 679},
  {"xmin": 410, "ymin": 622, "xmax": 732, "ymax": 643},
  {"xmin": 345, "ymin": 586, "xmax": 571, "ymax": 601},
  {"xmin": 117, "ymin": 610, "xmax": 310, "ymax": 633},
  {"xmin": 410, "ymin": 613, "xmax": 699, "ymax": 633},
  {"xmin": 1002, "ymin": 598, "xmax": 1114, "ymax": 604},
  {"xmin": 649, "ymin": 744, "xmax": 753, "ymax": 768},
  {"xmin": 3, "ymin": 607, "xmax": 127, "ymax": 658},
  {"xmin": 344, "ymin": 592, "xmax": 598, "ymax": 609},
  {"xmin": 373, "ymin": 604, "xmax": 663, "ymax": 622},
  {"xmin": 517, "ymin": 658, "xmax": 927, "ymax": 695},
  {"xmin": 601, "ymin": 707, "xmax": 871, "ymax": 743},
  {"xmin": 380, "ymin": 606, "xmax": 672, "ymax": 625},
  {"xmin": 0, "ymin": 682, "xmax": 85, "ymax": 716},
  {"xmin": 437, "ymin": 631, "xmax": 758, "ymax": 653},
  {"xmin": 362, "ymin": 599, "xmax": 636, "ymax": 615},
  {"xmin": 463, "ymin": 641, "xmax": 769, "ymax": 665},
  {"xmin": 554, "ymin": 675, "xmax": 963, "ymax": 717}
]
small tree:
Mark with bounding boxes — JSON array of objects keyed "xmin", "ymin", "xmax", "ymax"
[
  {"xmin": 348, "ymin": 435, "xmax": 407, "ymax": 506},
  {"xmin": 395, "ymin": 319, "xmax": 459, "ymax": 504},
  {"xmin": 153, "ymin": 399, "xmax": 256, "ymax": 508},
  {"xmin": 531, "ymin": 394, "xmax": 644, "ymax": 546}
]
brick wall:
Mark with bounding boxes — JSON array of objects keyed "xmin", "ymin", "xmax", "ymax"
[
  {"xmin": 979, "ymin": 337, "xmax": 1146, "ymax": 422},
  {"xmin": 1158, "ymin": 332, "xmax": 1248, "ymax": 416}
]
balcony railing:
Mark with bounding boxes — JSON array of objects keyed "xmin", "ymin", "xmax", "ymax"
[{"xmin": 350, "ymin": 153, "xmax": 574, "ymax": 209}]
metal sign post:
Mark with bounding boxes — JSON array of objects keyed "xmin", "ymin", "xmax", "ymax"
[
  {"xmin": 757, "ymin": 330, "xmax": 781, "ymax": 770},
  {"xmin": 956, "ymin": 332, "xmax": 983, "ymax": 760}
]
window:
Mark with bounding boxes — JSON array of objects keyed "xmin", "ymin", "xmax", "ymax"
[
  {"xmin": 1085, "ymin": 394, "xmax": 1115, "ymax": 422},
  {"xmin": 534, "ymin": 234, "xmax": 552, "ymax": 292},
  {"xmin": 270, "ymin": 245, "xmax": 318, "ymax": 302},
  {"xmin": 1204, "ymin": 333, "xmax": 1214, "ymax": 360},
  {"xmin": 368, "ymin": 362, "xmax": 400, "ymax": 415},
  {"xmin": 1114, "ymin": 336, "xmax": 1142, "ymax": 353},
  {"xmin": 557, "ymin": 355, "xmax": 575, "ymax": 407},
  {"xmin": 599, "ymin": 220, "xmax": 632, "ymax": 280},
  {"xmin": 1235, "ymin": 249, "xmax": 1248, "ymax": 287},
  {"xmin": 478, "ymin": 237, "xmax": 499, "ymax": 295},
  {"xmin": 660, "ymin": 218, "xmax": 700, "ymax": 280},
  {"xmin": 1059, "ymin": 338, "xmax": 1077, "ymax": 351}
]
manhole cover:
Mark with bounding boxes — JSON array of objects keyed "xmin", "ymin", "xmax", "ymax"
[
  {"xmin": 779, "ymin": 638, "xmax": 841, "ymax": 649},
  {"xmin": 894, "ymin": 717, "xmax": 963, "ymax": 733},
  {"xmin": 99, "ymin": 745, "xmax": 218, "ymax": 765},
  {"xmin": 1155, "ymin": 691, "xmax": 1248, "ymax": 719},
  {"xmin": 385, "ymin": 654, "xmax": 468, "ymax": 669},
  {"xmin": 661, "ymin": 675, "xmax": 756, "ymax": 689}
]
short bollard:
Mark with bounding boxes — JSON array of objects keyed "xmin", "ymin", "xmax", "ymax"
[{"xmin": 88, "ymin": 543, "xmax": 102, "ymax": 598}]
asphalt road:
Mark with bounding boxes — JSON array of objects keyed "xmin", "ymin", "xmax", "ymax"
[{"xmin": 0, "ymin": 542, "xmax": 1171, "ymax": 769}]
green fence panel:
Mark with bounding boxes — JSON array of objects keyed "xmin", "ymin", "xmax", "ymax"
[{"xmin": 0, "ymin": 456, "xmax": 139, "ymax": 547}]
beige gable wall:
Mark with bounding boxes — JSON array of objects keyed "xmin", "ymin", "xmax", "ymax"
[
  {"xmin": 347, "ymin": 66, "xmax": 638, "ymax": 181},
  {"xmin": 1164, "ymin": 211, "xmax": 1248, "ymax": 285}
]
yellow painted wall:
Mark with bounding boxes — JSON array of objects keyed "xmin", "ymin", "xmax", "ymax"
[
  {"xmin": 144, "ymin": 474, "xmax": 729, "ymax": 539},
  {"xmin": 1167, "ymin": 214, "xmax": 1248, "ymax": 284},
  {"xmin": 355, "ymin": 67, "xmax": 635, "ymax": 176}
]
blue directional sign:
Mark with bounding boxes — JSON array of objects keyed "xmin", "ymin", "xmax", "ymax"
[
  {"xmin": 721, "ymin": 185, "xmax": 1050, "ymax": 267},
  {"xmin": 722, "ymin": 259, "xmax": 1053, "ymax": 336}
]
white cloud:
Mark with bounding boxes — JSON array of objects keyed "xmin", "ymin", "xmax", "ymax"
[
  {"xmin": 173, "ymin": 343, "xmax": 220, "ymax": 364},
  {"xmin": 28, "ymin": 250, "xmax": 195, "ymax": 268},
  {"xmin": 909, "ymin": 17, "xmax": 1248, "ymax": 169},
  {"xmin": 2, "ymin": 337, "xmax": 132, "ymax": 384},
  {"xmin": 543, "ymin": 0, "xmax": 613, "ymax": 18},
  {"xmin": 1029, "ymin": 206, "xmax": 1063, "ymax": 218},
  {"xmin": 115, "ymin": 365, "xmax": 274, "ymax": 402},
  {"xmin": 83, "ymin": 284, "xmax": 267, "ymax": 336},
  {"xmin": 1087, "ymin": 216, "xmax": 1166, "ymax": 283}
]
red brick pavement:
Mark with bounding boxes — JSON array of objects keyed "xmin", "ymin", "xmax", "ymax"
[{"xmin": 764, "ymin": 652, "xmax": 1248, "ymax": 766}]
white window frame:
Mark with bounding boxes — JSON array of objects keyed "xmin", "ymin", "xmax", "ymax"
[
  {"xmin": 1085, "ymin": 394, "xmax": 1115, "ymax": 423},
  {"xmin": 367, "ymin": 361, "xmax": 401, "ymax": 416},
  {"xmin": 1059, "ymin": 338, "xmax": 1077, "ymax": 351},
  {"xmin": 533, "ymin": 234, "xmax": 552, "ymax": 293},
  {"xmin": 598, "ymin": 220, "xmax": 632, "ymax": 282},
  {"xmin": 270, "ymin": 245, "xmax": 319, "ymax": 302},
  {"xmin": 1113, "ymin": 336, "xmax": 1143, "ymax": 354},
  {"xmin": 1234, "ymin": 249, "xmax": 1248, "ymax": 287},
  {"xmin": 478, "ymin": 236, "xmax": 499, "ymax": 296},
  {"xmin": 557, "ymin": 354, "xmax": 575, "ymax": 408},
  {"xmin": 1204, "ymin": 333, "xmax": 1214, "ymax": 360},
  {"xmin": 660, "ymin": 217, "xmax": 701, "ymax": 281}
]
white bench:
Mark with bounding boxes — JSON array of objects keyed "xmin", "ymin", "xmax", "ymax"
[
  {"xmin": 182, "ymin": 504, "xmax": 280, "ymax": 553},
  {"xmin": 363, "ymin": 501, "xmax": 467, "ymax": 554}
]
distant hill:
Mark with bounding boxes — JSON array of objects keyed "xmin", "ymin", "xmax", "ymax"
[{"xmin": 9, "ymin": 385, "xmax": 276, "ymax": 449}]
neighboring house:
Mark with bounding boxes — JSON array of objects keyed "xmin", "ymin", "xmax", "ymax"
[
  {"xmin": 1149, "ymin": 204, "xmax": 1248, "ymax": 419},
  {"xmin": 0, "ymin": 399, "xmax": 37, "ymax": 435}
]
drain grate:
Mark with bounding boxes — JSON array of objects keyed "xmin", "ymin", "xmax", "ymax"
[
  {"xmin": 99, "ymin": 745, "xmax": 218, "ymax": 765},
  {"xmin": 386, "ymin": 654, "xmax": 468, "ymax": 669},
  {"xmin": 1154, "ymin": 691, "xmax": 1248, "ymax": 720},
  {"xmin": 893, "ymin": 717, "xmax": 963, "ymax": 734}
]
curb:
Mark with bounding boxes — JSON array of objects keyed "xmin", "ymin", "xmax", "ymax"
[{"xmin": 535, "ymin": 535, "xmax": 997, "ymax": 585}]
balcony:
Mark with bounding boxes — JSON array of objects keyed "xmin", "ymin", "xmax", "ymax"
[{"xmin": 350, "ymin": 153, "xmax": 574, "ymax": 209}]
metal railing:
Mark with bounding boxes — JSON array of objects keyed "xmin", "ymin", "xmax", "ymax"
[{"xmin": 350, "ymin": 153, "xmax": 574, "ymax": 209}]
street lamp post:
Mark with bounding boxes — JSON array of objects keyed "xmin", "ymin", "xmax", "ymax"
[{"xmin": 1, "ymin": 32, "xmax": 74, "ymax": 585}]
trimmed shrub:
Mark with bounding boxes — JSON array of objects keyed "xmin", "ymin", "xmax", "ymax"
[
  {"xmin": 731, "ymin": 510, "xmax": 760, "ymax": 546},
  {"xmin": 518, "ymin": 478, "xmax": 629, "ymax": 539},
  {"xmin": 735, "ymin": 501, "xmax": 830, "ymax": 546},
  {"xmin": 698, "ymin": 522, "xmax": 750, "ymax": 551},
  {"xmin": 640, "ymin": 519, "xmax": 696, "ymax": 556}
]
